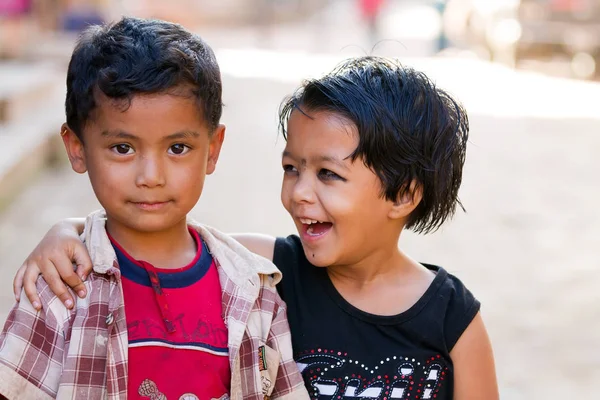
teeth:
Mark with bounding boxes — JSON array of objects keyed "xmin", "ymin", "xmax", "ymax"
[{"xmin": 299, "ymin": 218, "xmax": 322, "ymax": 225}]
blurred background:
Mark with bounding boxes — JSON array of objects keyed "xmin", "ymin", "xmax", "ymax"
[{"xmin": 0, "ymin": 0, "xmax": 598, "ymax": 398}]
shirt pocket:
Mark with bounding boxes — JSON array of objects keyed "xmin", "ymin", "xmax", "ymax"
[{"xmin": 258, "ymin": 343, "xmax": 280, "ymax": 398}]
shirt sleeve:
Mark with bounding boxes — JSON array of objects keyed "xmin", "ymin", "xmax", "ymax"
[
  {"xmin": 273, "ymin": 235, "xmax": 304, "ymax": 302},
  {"xmin": 266, "ymin": 294, "xmax": 309, "ymax": 399},
  {"xmin": 0, "ymin": 288, "xmax": 65, "ymax": 400},
  {"xmin": 443, "ymin": 274, "xmax": 481, "ymax": 352},
  {"xmin": 273, "ymin": 235, "xmax": 300, "ymax": 277}
]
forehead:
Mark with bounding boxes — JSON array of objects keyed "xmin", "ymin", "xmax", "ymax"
[
  {"xmin": 286, "ymin": 109, "xmax": 358, "ymax": 151},
  {"xmin": 96, "ymin": 91, "xmax": 200, "ymax": 118},
  {"xmin": 86, "ymin": 92, "xmax": 207, "ymax": 135}
]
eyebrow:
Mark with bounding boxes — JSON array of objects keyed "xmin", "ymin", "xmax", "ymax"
[
  {"xmin": 101, "ymin": 130, "xmax": 137, "ymax": 140},
  {"xmin": 282, "ymin": 151, "xmax": 351, "ymax": 171},
  {"xmin": 101, "ymin": 130, "xmax": 200, "ymax": 140},
  {"xmin": 320, "ymin": 155, "xmax": 351, "ymax": 171},
  {"xmin": 165, "ymin": 130, "xmax": 201, "ymax": 140}
]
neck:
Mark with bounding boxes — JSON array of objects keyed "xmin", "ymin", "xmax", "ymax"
[
  {"xmin": 327, "ymin": 228, "xmax": 411, "ymax": 285},
  {"xmin": 328, "ymin": 247, "xmax": 408, "ymax": 284},
  {"xmin": 105, "ymin": 217, "xmax": 197, "ymax": 269}
]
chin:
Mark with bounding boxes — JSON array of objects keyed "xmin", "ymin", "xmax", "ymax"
[
  {"xmin": 112, "ymin": 213, "xmax": 184, "ymax": 234},
  {"xmin": 301, "ymin": 248, "xmax": 335, "ymax": 268}
]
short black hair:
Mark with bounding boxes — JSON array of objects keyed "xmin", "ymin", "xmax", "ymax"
[
  {"xmin": 66, "ymin": 17, "xmax": 222, "ymax": 138},
  {"xmin": 279, "ymin": 56, "xmax": 469, "ymax": 234}
]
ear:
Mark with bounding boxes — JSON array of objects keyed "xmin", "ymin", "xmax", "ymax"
[
  {"xmin": 388, "ymin": 180, "xmax": 423, "ymax": 220},
  {"xmin": 60, "ymin": 123, "xmax": 87, "ymax": 174},
  {"xmin": 206, "ymin": 124, "xmax": 225, "ymax": 175}
]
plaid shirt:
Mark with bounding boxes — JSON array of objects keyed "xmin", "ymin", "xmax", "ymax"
[{"xmin": 0, "ymin": 210, "xmax": 308, "ymax": 400}]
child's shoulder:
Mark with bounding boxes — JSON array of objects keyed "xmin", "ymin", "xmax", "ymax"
[
  {"xmin": 273, "ymin": 234, "xmax": 303, "ymax": 259},
  {"xmin": 188, "ymin": 223, "xmax": 283, "ymax": 285},
  {"xmin": 420, "ymin": 264, "xmax": 481, "ymax": 349},
  {"xmin": 421, "ymin": 264, "xmax": 479, "ymax": 309},
  {"xmin": 271, "ymin": 234, "xmax": 306, "ymax": 276},
  {"xmin": 4, "ymin": 275, "xmax": 80, "ymax": 337},
  {"xmin": 34, "ymin": 276, "xmax": 74, "ymax": 318},
  {"xmin": 35, "ymin": 272, "xmax": 111, "ymax": 316}
]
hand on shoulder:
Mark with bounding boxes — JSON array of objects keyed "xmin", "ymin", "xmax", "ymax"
[{"xmin": 14, "ymin": 218, "xmax": 89, "ymax": 311}]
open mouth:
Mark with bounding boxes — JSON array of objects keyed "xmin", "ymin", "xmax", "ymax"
[{"xmin": 299, "ymin": 218, "xmax": 333, "ymax": 238}]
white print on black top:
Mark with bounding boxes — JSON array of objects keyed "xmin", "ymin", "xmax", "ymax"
[{"xmin": 297, "ymin": 349, "xmax": 447, "ymax": 400}]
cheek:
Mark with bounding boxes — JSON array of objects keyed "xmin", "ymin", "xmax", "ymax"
[
  {"xmin": 318, "ymin": 185, "xmax": 358, "ymax": 218},
  {"xmin": 86, "ymin": 165, "xmax": 131, "ymax": 210},
  {"xmin": 280, "ymin": 177, "xmax": 293, "ymax": 211},
  {"xmin": 171, "ymin": 162, "xmax": 205, "ymax": 196},
  {"xmin": 87, "ymin": 160, "xmax": 129, "ymax": 192},
  {"xmin": 321, "ymin": 183, "xmax": 385, "ymax": 227}
]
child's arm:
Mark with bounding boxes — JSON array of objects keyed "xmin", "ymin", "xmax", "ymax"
[
  {"xmin": 230, "ymin": 233, "xmax": 276, "ymax": 261},
  {"xmin": 0, "ymin": 290, "xmax": 65, "ymax": 399},
  {"xmin": 13, "ymin": 223, "xmax": 275, "ymax": 310},
  {"xmin": 15, "ymin": 226, "xmax": 276, "ymax": 311},
  {"xmin": 14, "ymin": 218, "xmax": 88, "ymax": 310},
  {"xmin": 450, "ymin": 312, "xmax": 499, "ymax": 400}
]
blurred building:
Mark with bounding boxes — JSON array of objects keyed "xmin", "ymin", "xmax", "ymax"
[
  {"xmin": 442, "ymin": 0, "xmax": 600, "ymax": 80},
  {"xmin": 1, "ymin": 0, "xmax": 104, "ymax": 58},
  {"xmin": 0, "ymin": 0, "xmax": 324, "ymax": 59}
]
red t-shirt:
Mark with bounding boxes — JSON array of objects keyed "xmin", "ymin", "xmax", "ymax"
[{"xmin": 110, "ymin": 229, "xmax": 230, "ymax": 400}]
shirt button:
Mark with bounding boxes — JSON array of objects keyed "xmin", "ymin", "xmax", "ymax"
[{"xmin": 106, "ymin": 313, "xmax": 114, "ymax": 326}]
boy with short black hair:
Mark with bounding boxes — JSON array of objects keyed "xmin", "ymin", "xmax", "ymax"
[{"xmin": 0, "ymin": 17, "xmax": 307, "ymax": 400}]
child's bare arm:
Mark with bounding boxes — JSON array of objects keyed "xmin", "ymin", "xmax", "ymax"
[
  {"xmin": 15, "ymin": 225, "xmax": 275, "ymax": 311},
  {"xmin": 230, "ymin": 233, "xmax": 276, "ymax": 261},
  {"xmin": 450, "ymin": 312, "xmax": 499, "ymax": 400},
  {"xmin": 14, "ymin": 218, "xmax": 88, "ymax": 310}
]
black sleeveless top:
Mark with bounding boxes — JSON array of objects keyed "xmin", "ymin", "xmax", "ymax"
[{"xmin": 273, "ymin": 235, "xmax": 480, "ymax": 400}]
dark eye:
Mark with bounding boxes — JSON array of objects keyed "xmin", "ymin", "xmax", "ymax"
[
  {"xmin": 318, "ymin": 169, "xmax": 344, "ymax": 181},
  {"xmin": 111, "ymin": 144, "xmax": 133, "ymax": 155},
  {"xmin": 283, "ymin": 164, "xmax": 298, "ymax": 173},
  {"xmin": 168, "ymin": 144, "xmax": 190, "ymax": 155}
]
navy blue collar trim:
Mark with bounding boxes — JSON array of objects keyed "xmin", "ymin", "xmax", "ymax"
[{"xmin": 113, "ymin": 235, "xmax": 213, "ymax": 289}]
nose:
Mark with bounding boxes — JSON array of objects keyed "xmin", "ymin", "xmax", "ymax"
[
  {"xmin": 291, "ymin": 173, "xmax": 316, "ymax": 204},
  {"xmin": 135, "ymin": 154, "xmax": 166, "ymax": 188}
]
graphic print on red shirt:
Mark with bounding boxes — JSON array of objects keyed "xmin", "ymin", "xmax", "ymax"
[{"xmin": 110, "ymin": 228, "xmax": 230, "ymax": 400}]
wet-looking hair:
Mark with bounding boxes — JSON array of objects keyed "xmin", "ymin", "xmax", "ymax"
[
  {"xmin": 279, "ymin": 56, "xmax": 469, "ymax": 234},
  {"xmin": 65, "ymin": 17, "xmax": 222, "ymax": 138}
]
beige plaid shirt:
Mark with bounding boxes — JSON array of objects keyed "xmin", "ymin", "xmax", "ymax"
[{"xmin": 0, "ymin": 210, "xmax": 308, "ymax": 400}]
